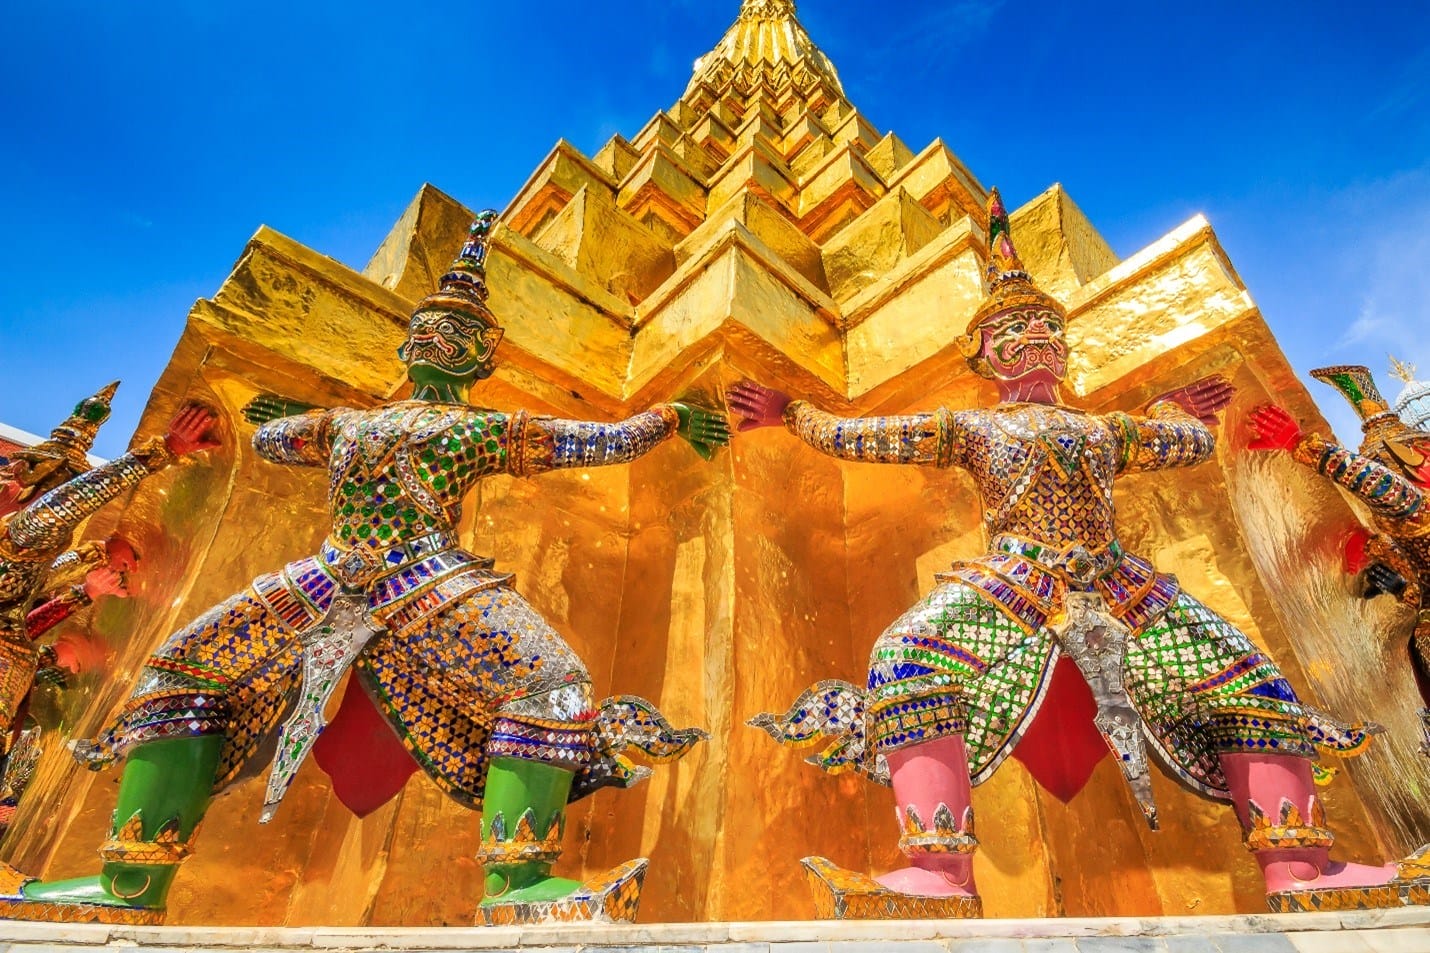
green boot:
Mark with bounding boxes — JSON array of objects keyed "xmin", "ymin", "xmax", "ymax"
[
  {"xmin": 477, "ymin": 756, "xmax": 580, "ymax": 906},
  {"xmin": 0, "ymin": 734, "xmax": 221, "ymax": 923}
]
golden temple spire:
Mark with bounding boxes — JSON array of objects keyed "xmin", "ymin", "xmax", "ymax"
[{"xmin": 686, "ymin": 0, "xmax": 844, "ymax": 97}]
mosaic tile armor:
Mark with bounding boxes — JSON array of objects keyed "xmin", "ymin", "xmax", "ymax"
[
  {"xmin": 1278, "ymin": 369, "xmax": 1430, "ymax": 752},
  {"xmin": 79, "ymin": 400, "xmax": 699, "ymax": 810},
  {"xmin": 0, "ymin": 438, "xmax": 175, "ymax": 756},
  {"xmin": 757, "ymin": 397, "xmax": 1372, "ymax": 813}
]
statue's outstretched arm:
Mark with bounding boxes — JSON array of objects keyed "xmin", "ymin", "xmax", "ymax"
[
  {"xmin": 45, "ymin": 541, "xmax": 108, "ymax": 589},
  {"xmin": 24, "ymin": 586, "xmax": 91, "ymax": 640},
  {"xmin": 7, "ymin": 405, "xmax": 219, "ymax": 551},
  {"xmin": 783, "ymin": 401, "xmax": 963, "ymax": 467},
  {"xmin": 1107, "ymin": 376, "xmax": 1234, "ymax": 473},
  {"xmin": 728, "ymin": 379, "xmax": 964, "ymax": 467},
  {"xmin": 1108, "ymin": 402, "xmax": 1218, "ymax": 472},
  {"xmin": 1248, "ymin": 404, "xmax": 1423, "ymax": 521},
  {"xmin": 506, "ymin": 403, "xmax": 728, "ymax": 475},
  {"xmin": 251, "ymin": 408, "xmax": 341, "ymax": 468},
  {"xmin": 25, "ymin": 543, "xmax": 112, "ymax": 639}
]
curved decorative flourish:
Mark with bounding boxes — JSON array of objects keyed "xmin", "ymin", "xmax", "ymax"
[
  {"xmin": 748, "ymin": 679, "xmax": 877, "ymax": 780},
  {"xmin": 594, "ymin": 694, "xmax": 710, "ymax": 763}
]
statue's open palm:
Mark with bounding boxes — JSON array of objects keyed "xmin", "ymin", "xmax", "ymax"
[
  {"xmin": 242, "ymin": 393, "xmax": 320, "ymax": 426},
  {"xmin": 163, "ymin": 404, "xmax": 223, "ymax": 456},
  {"xmin": 1151, "ymin": 375, "xmax": 1235, "ymax": 426},
  {"xmin": 728, "ymin": 380, "xmax": 792, "ymax": 430},
  {"xmin": 671, "ymin": 403, "xmax": 731, "ymax": 461}
]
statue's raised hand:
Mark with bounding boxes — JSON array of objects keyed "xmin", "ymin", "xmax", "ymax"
[
  {"xmin": 728, "ymin": 380, "xmax": 792, "ymax": 431},
  {"xmin": 83, "ymin": 567, "xmax": 129, "ymax": 600},
  {"xmin": 242, "ymin": 393, "xmax": 319, "ymax": 426},
  {"xmin": 1363, "ymin": 562, "xmax": 1410, "ymax": 600},
  {"xmin": 164, "ymin": 404, "xmax": 222, "ymax": 456},
  {"xmin": 1152, "ymin": 375, "xmax": 1235, "ymax": 426},
  {"xmin": 670, "ymin": 403, "xmax": 730, "ymax": 461},
  {"xmin": 1246, "ymin": 404, "xmax": 1303, "ymax": 452}
]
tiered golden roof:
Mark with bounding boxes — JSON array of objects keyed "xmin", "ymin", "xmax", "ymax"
[{"xmin": 505, "ymin": 0, "xmax": 987, "ymax": 299}]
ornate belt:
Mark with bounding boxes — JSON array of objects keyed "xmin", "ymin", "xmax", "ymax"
[
  {"xmin": 320, "ymin": 532, "xmax": 459, "ymax": 588},
  {"xmin": 990, "ymin": 534, "xmax": 1123, "ymax": 585}
]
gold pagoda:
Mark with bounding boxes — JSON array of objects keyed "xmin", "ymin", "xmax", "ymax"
[{"xmin": 5, "ymin": 0, "xmax": 1426, "ymax": 925}]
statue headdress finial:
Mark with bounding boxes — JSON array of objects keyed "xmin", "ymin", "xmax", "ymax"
[
  {"xmin": 1, "ymin": 381, "xmax": 120, "ymax": 503},
  {"xmin": 417, "ymin": 210, "xmax": 497, "ymax": 320},
  {"xmin": 413, "ymin": 210, "xmax": 500, "ymax": 328},
  {"xmin": 985, "ymin": 188, "xmax": 1031, "ymax": 287}
]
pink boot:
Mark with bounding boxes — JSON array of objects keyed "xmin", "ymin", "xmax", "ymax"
[
  {"xmin": 876, "ymin": 735, "xmax": 979, "ymax": 899},
  {"xmin": 801, "ymin": 734, "xmax": 982, "ymax": 919},
  {"xmin": 1223, "ymin": 752, "xmax": 1430, "ymax": 911}
]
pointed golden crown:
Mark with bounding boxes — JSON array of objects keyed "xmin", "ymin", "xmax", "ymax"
[
  {"xmin": 953, "ymin": 190, "xmax": 1067, "ymax": 377},
  {"xmin": 967, "ymin": 188, "xmax": 1066, "ymax": 336},
  {"xmin": 3, "ymin": 381, "xmax": 118, "ymax": 502}
]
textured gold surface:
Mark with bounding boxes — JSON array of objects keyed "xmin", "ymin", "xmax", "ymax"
[{"xmin": 4, "ymin": 0, "xmax": 1426, "ymax": 927}]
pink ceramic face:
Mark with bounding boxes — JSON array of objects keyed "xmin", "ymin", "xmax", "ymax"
[{"xmin": 979, "ymin": 306, "xmax": 1068, "ymax": 385}]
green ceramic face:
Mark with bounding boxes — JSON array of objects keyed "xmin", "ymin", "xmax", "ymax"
[{"xmin": 398, "ymin": 306, "xmax": 503, "ymax": 397}]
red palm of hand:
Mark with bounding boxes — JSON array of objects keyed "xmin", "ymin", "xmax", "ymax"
[
  {"xmin": 164, "ymin": 404, "xmax": 222, "ymax": 456},
  {"xmin": 1246, "ymin": 404, "xmax": 1303, "ymax": 452},
  {"xmin": 83, "ymin": 567, "xmax": 129, "ymax": 600},
  {"xmin": 1153, "ymin": 375, "xmax": 1235, "ymax": 426},
  {"xmin": 728, "ymin": 380, "xmax": 793, "ymax": 431}
]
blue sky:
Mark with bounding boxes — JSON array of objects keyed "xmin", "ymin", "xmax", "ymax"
[{"xmin": 2, "ymin": 1, "xmax": 1427, "ymax": 459}]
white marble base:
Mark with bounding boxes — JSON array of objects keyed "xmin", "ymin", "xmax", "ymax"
[{"xmin": 1, "ymin": 908, "xmax": 1427, "ymax": 953}]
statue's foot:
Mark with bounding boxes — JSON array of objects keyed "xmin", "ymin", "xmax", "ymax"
[
  {"xmin": 0, "ymin": 867, "xmax": 164, "ymax": 925},
  {"xmin": 802, "ymin": 856, "xmax": 982, "ymax": 920},
  {"xmin": 876, "ymin": 865, "xmax": 978, "ymax": 899},
  {"xmin": 1266, "ymin": 846, "xmax": 1430, "ymax": 912},
  {"xmin": 481, "ymin": 874, "xmax": 583, "ymax": 906},
  {"xmin": 476, "ymin": 859, "xmax": 647, "ymax": 926}
]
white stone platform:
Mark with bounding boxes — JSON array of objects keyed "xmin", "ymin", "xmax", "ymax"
[{"xmin": 2, "ymin": 909, "xmax": 1428, "ymax": 953}]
